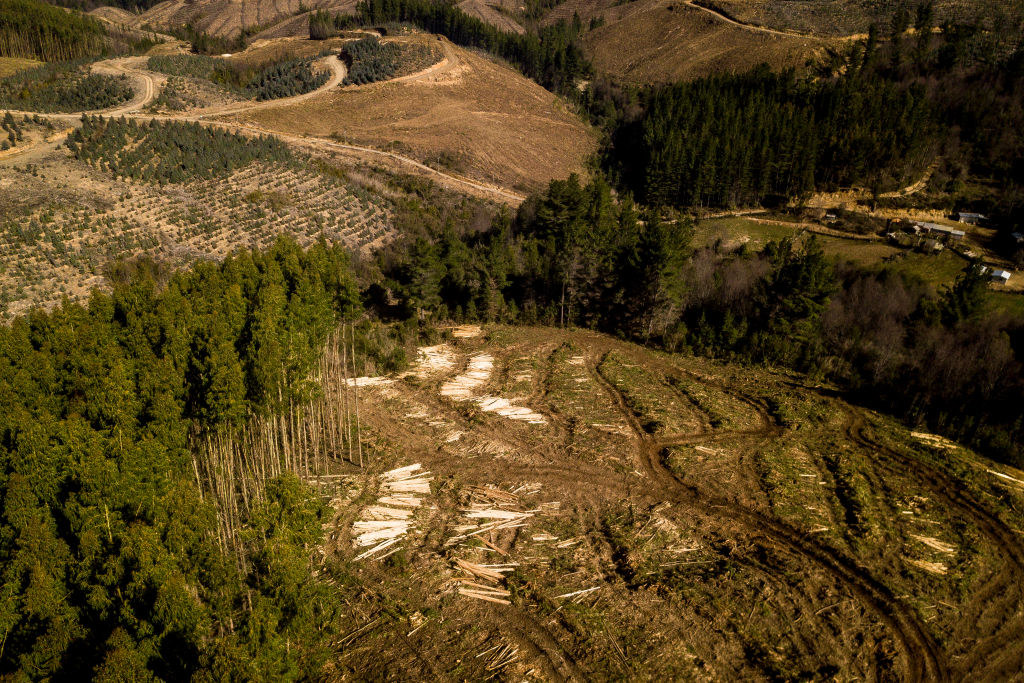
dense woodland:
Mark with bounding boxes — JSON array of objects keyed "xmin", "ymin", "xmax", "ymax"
[
  {"xmin": 341, "ymin": 36, "xmax": 400, "ymax": 85},
  {"xmin": 354, "ymin": 0, "xmax": 590, "ymax": 94},
  {"xmin": 375, "ymin": 175, "xmax": 1024, "ymax": 467},
  {"xmin": 0, "ymin": 63, "xmax": 133, "ymax": 112},
  {"xmin": 0, "ymin": 240, "xmax": 399, "ymax": 679},
  {"xmin": 66, "ymin": 117, "xmax": 293, "ymax": 183},
  {"xmin": 0, "ymin": 0, "xmax": 106, "ymax": 61},
  {"xmin": 601, "ymin": 9, "xmax": 1024, "ymax": 227}
]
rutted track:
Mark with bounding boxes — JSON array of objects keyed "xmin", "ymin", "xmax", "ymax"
[
  {"xmin": 587, "ymin": 348, "xmax": 949, "ymax": 682},
  {"xmin": 843, "ymin": 408, "xmax": 1024, "ymax": 679}
]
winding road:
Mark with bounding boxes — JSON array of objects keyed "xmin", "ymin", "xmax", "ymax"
[{"xmin": 2, "ymin": 48, "xmax": 525, "ymax": 205}]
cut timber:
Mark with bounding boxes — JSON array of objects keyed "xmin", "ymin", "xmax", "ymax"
[
  {"xmin": 441, "ymin": 354, "xmax": 494, "ymax": 400},
  {"xmin": 410, "ymin": 344, "xmax": 456, "ymax": 377},
  {"xmin": 910, "ymin": 534, "xmax": 956, "ymax": 554},
  {"xmin": 553, "ymin": 587, "xmax": 600, "ymax": 600},
  {"xmin": 451, "ymin": 325, "xmax": 482, "ymax": 338},
  {"xmin": 346, "ymin": 376, "xmax": 393, "ymax": 387},
  {"xmin": 458, "ymin": 590, "xmax": 511, "ymax": 605},
  {"xmin": 383, "ymin": 464, "xmax": 423, "ymax": 480},
  {"xmin": 379, "ymin": 495, "xmax": 423, "ymax": 507},
  {"xmin": 353, "ymin": 537, "xmax": 402, "ymax": 560},
  {"xmin": 454, "ymin": 559, "xmax": 515, "ymax": 583},
  {"xmin": 439, "ymin": 354, "xmax": 547, "ymax": 424},
  {"xmin": 905, "ymin": 557, "xmax": 948, "ymax": 575}
]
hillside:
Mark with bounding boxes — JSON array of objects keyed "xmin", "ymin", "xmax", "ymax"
[
  {"xmin": 568, "ymin": 0, "xmax": 822, "ymax": 84},
  {"xmin": 691, "ymin": 0, "xmax": 1024, "ymax": 37},
  {"xmin": 231, "ymin": 35, "xmax": 596, "ymax": 192},
  {"xmin": 313, "ymin": 324, "xmax": 1024, "ymax": 679}
]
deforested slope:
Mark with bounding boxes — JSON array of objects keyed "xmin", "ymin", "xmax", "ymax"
[{"xmin": 233, "ymin": 36, "xmax": 597, "ymax": 192}]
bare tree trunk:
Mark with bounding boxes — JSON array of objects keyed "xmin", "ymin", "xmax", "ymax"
[{"xmin": 350, "ymin": 322, "xmax": 362, "ymax": 468}]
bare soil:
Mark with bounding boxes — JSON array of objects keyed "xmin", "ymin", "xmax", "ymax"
[{"xmin": 319, "ymin": 324, "xmax": 1024, "ymax": 680}]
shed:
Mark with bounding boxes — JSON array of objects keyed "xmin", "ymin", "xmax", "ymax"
[
  {"xmin": 916, "ymin": 222, "xmax": 966, "ymax": 240},
  {"xmin": 990, "ymin": 269, "xmax": 1012, "ymax": 284},
  {"xmin": 957, "ymin": 212, "xmax": 987, "ymax": 225}
]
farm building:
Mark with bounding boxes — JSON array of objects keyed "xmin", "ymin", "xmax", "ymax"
[
  {"xmin": 916, "ymin": 221, "xmax": 966, "ymax": 240},
  {"xmin": 989, "ymin": 269, "xmax": 1012, "ymax": 284},
  {"xmin": 921, "ymin": 238, "xmax": 943, "ymax": 253},
  {"xmin": 956, "ymin": 212, "xmax": 987, "ymax": 225}
]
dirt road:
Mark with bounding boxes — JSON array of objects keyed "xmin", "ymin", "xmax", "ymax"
[{"xmin": 1, "ymin": 52, "xmax": 525, "ymax": 204}]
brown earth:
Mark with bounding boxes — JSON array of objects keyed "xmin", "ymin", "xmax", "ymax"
[
  {"xmin": 690, "ymin": 0, "xmax": 1018, "ymax": 37},
  {"xmin": 569, "ymin": 0, "xmax": 822, "ymax": 84},
  {"xmin": 229, "ymin": 36, "xmax": 596, "ymax": 192},
  {"xmin": 458, "ymin": 0, "xmax": 526, "ymax": 35},
  {"xmin": 134, "ymin": 0, "xmax": 337, "ymax": 38},
  {"xmin": 312, "ymin": 324, "xmax": 1024, "ymax": 679}
]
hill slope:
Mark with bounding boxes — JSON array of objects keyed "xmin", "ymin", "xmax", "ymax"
[
  {"xmin": 570, "ymin": 0, "xmax": 821, "ymax": 84},
  {"xmin": 308, "ymin": 323, "xmax": 1024, "ymax": 679},
  {"xmin": 232, "ymin": 35, "xmax": 597, "ymax": 192}
]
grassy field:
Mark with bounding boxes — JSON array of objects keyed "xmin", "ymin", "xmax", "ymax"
[
  {"xmin": 308, "ymin": 324, "xmax": 1024, "ymax": 679},
  {"xmin": 233, "ymin": 36, "xmax": 597, "ymax": 192}
]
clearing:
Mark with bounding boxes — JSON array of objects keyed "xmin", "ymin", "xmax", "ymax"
[
  {"xmin": 230, "ymin": 35, "xmax": 597, "ymax": 193},
  {"xmin": 301, "ymin": 324, "xmax": 1024, "ymax": 679}
]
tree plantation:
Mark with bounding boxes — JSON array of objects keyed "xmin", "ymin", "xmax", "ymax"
[
  {"xmin": 599, "ymin": 11, "xmax": 1024, "ymax": 226},
  {"xmin": 341, "ymin": 37, "xmax": 400, "ymax": 86},
  {"xmin": 0, "ymin": 240, "xmax": 397, "ymax": 679},
  {"xmin": 0, "ymin": 64, "xmax": 132, "ymax": 113},
  {"xmin": 147, "ymin": 54, "xmax": 330, "ymax": 101},
  {"xmin": 0, "ymin": 0, "xmax": 106, "ymax": 61},
  {"xmin": 66, "ymin": 117, "xmax": 293, "ymax": 183}
]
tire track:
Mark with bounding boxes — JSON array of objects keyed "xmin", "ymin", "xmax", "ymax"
[
  {"xmin": 588, "ymin": 349, "xmax": 949, "ymax": 682},
  {"xmin": 843, "ymin": 408, "xmax": 1024, "ymax": 679}
]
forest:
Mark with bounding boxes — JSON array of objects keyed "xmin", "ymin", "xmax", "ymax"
[
  {"xmin": 600, "ymin": 8, "xmax": 1024, "ymax": 227},
  {"xmin": 354, "ymin": 0, "xmax": 590, "ymax": 94},
  {"xmin": 341, "ymin": 36, "xmax": 400, "ymax": 86},
  {"xmin": 606, "ymin": 67, "xmax": 935, "ymax": 208},
  {"xmin": 308, "ymin": 9, "xmax": 359, "ymax": 40},
  {"xmin": 66, "ymin": 116, "xmax": 293, "ymax": 183},
  {"xmin": 0, "ymin": 0, "xmax": 106, "ymax": 61},
  {"xmin": 374, "ymin": 174, "xmax": 1024, "ymax": 467},
  {"xmin": 0, "ymin": 63, "xmax": 133, "ymax": 112},
  {"xmin": 0, "ymin": 239, "xmax": 405, "ymax": 680},
  {"xmin": 147, "ymin": 53, "xmax": 329, "ymax": 101}
]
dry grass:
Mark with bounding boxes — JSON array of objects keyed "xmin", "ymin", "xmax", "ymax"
[
  {"xmin": 697, "ymin": 0, "xmax": 1014, "ymax": 37},
  {"xmin": 457, "ymin": 0, "xmax": 525, "ymax": 35},
  {"xmin": 0, "ymin": 57, "xmax": 43, "ymax": 78},
  {"xmin": 136, "ymin": 0, "xmax": 337, "ymax": 38},
  {"xmin": 231, "ymin": 36, "xmax": 597, "ymax": 192},
  {"xmin": 573, "ymin": 0, "xmax": 822, "ymax": 84}
]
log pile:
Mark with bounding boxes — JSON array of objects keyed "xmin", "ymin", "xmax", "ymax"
[{"xmin": 351, "ymin": 464, "xmax": 431, "ymax": 560}]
